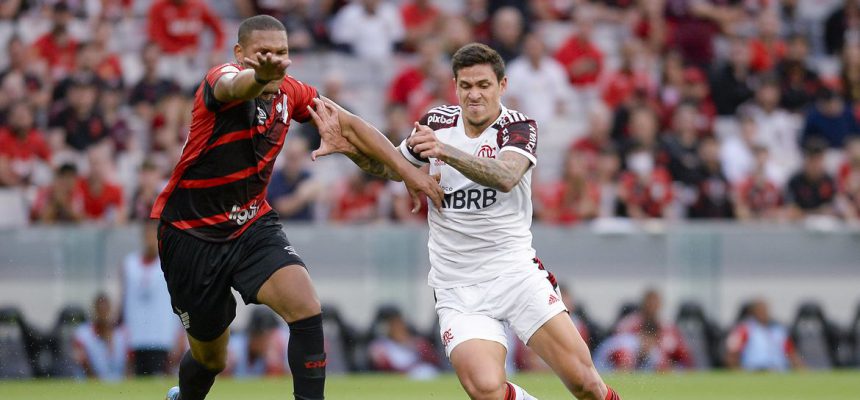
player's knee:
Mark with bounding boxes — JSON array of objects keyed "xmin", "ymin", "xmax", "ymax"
[
  {"xmin": 461, "ymin": 373, "xmax": 506, "ymax": 400},
  {"xmin": 194, "ymin": 351, "xmax": 228, "ymax": 373}
]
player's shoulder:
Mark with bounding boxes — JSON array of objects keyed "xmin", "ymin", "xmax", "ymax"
[
  {"xmin": 420, "ymin": 105, "xmax": 461, "ymax": 130},
  {"xmin": 497, "ymin": 107, "xmax": 536, "ymax": 129},
  {"xmin": 208, "ymin": 63, "xmax": 242, "ymax": 76},
  {"xmin": 282, "ymin": 74, "xmax": 317, "ymax": 94}
]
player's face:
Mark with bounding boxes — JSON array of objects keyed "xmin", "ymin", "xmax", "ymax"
[
  {"xmin": 455, "ymin": 64, "xmax": 506, "ymax": 129},
  {"xmin": 236, "ymin": 30, "xmax": 290, "ymax": 95}
]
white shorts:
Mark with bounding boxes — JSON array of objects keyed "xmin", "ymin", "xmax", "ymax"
[{"xmin": 434, "ymin": 261, "xmax": 567, "ymax": 357}]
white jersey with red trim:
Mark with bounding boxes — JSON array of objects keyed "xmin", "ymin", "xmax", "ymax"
[{"xmin": 400, "ymin": 104, "xmax": 539, "ymax": 288}]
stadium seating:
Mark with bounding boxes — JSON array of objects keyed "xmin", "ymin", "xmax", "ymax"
[
  {"xmin": 790, "ymin": 302, "xmax": 841, "ymax": 369},
  {"xmin": 47, "ymin": 305, "xmax": 88, "ymax": 378},
  {"xmin": 675, "ymin": 301, "xmax": 723, "ymax": 369},
  {"xmin": 320, "ymin": 304, "xmax": 362, "ymax": 373},
  {"xmin": 0, "ymin": 307, "xmax": 36, "ymax": 379}
]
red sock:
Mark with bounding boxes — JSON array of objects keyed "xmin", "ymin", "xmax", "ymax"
[{"xmin": 604, "ymin": 386, "xmax": 621, "ymax": 400}]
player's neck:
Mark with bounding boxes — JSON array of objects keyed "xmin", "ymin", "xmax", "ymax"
[{"xmin": 464, "ymin": 108, "xmax": 502, "ymax": 138}]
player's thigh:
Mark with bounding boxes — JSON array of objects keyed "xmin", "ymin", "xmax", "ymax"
[
  {"xmin": 187, "ymin": 329, "xmax": 231, "ymax": 372},
  {"xmin": 158, "ymin": 222, "xmax": 237, "ymax": 343},
  {"xmin": 231, "ymin": 212, "xmax": 320, "ymax": 322},
  {"xmin": 450, "ymin": 339, "xmax": 509, "ymax": 399},
  {"xmin": 527, "ymin": 313, "xmax": 606, "ymax": 397},
  {"xmin": 255, "ymin": 264, "xmax": 321, "ymax": 323}
]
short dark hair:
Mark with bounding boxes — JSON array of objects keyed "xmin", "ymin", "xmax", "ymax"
[
  {"xmin": 451, "ymin": 43, "xmax": 505, "ymax": 82},
  {"xmin": 238, "ymin": 15, "xmax": 286, "ymax": 46}
]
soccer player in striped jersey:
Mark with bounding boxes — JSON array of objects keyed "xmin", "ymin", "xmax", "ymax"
[
  {"xmin": 155, "ymin": 15, "xmax": 443, "ymax": 400},
  {"xmin": 309, "ymin": 43, "xmax": 622, "ymax": 400}
]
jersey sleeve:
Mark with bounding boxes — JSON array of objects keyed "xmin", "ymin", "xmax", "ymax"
[
  {"xmin": 498, "ymin": 119, "xmax": 538, "ymax": 166},
  {"xmin": 398, "ymin": 113, "xmax": 431, "ymax": 166},
  {"xmin": 284, "ymin": 76, "xmax": 319, "ymax": 123},
  {"xmin": 201, "ymin": 63, "xmax": 242, "ymax": 112}
]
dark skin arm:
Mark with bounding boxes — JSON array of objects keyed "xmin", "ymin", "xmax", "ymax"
[
  {"xmin": 307, "ymin": 97, "xmax": 444, "ymax": 212},
  {"xmin": 212, "ymin": 52, "xmax": 291, "ymax": 103}
]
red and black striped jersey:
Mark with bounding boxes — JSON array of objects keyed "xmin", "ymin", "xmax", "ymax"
[{"xmin": 150, "ymin": 63, "xmax": 318, "ymax": 241}]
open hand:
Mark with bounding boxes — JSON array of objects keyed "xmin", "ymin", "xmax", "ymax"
[
  {"xmin": 243, "ymin": 52, "xmax": 291, "ymax": 82},
  {"xmin": 401, "ymin": 167, "xmax": 444, "ymax": 213},
  {"xmin": 307, "ymin": 97, "xmax": 357, "ymax": 160}
]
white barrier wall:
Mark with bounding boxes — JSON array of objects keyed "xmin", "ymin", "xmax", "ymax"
[{"xmin": 1, "ymin": 223, "xmax": 859, "ymax": 331}]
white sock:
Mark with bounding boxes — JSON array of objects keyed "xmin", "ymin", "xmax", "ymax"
[{"xmin": 506, "ymin": 381, "xmax": 538, "ymax": 400}]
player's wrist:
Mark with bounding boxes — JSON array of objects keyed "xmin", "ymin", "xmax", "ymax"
[{"xmin": 253, "ymin": 72, "xmax": 274, "ymax": 85}]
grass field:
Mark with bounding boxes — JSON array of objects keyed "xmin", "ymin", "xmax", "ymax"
[{"xmin": 1, "ymin": 372, "xmax": 859, "ymax": 399}]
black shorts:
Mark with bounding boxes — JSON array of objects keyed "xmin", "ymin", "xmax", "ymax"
[{"xmin": 157, "ymin": 211, "xmax": 305, "ymax": 341}]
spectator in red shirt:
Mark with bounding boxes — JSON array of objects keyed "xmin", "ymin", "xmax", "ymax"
[
  {"xmin": 749, "ymin": 12, "xmax": 787, "ymax": 73},
  {"xmin": 571, "ymin": 102, "xmax": 614, "ymax": 170},
  {"xmin": 664, "ymin": 0, "xmax": 739, "ymax": 67},
  {"xmin": 147, "ymin": 0, "xmax": 225, "ymax": 89},
  {"xmin": 387, "ymin": 38, "xmax": 445, "ymax": 106},
  {"xmin": 595, "ymin": 317, "xmax": 689, "ymax": 371},
  {"xmin": 734, "ymin": 145, "xmax": 783, "ymax": 221},
  {"xmin": 0, "ymin": 103, "xmax": 51, "ymax": 187},
  {"xmin": 79, "ymin": 148, "xmax": 125, "ymax": 224},
  {"xmin": 610, "ymin": 289, "xmax": 692, "ymax": 369},
  {"xmin": 836, "ymin": 136, "xmax": 860, "ymax": 222},
  {"xmin": 147, "ymin": 0, "xmax": 225, "ymax": 56},
  {"xmin": 601, "ymin": 40, "xmax": 654, "ymax": 109},
  {"xmin": 330, "ymin": 171, "xmax": 386, "ymax": 223},
  {"xmin": 91, "ymin": 20, "xmax": 124, "ymax": 89},
  {"xmin": 555, "ymin": 8, "xmax": 603, "ymax": 87},
  {"xmin": 618, "ymin": 146, "xmax": 674, "ymax": 219},
  {"xmin": 400, "ymin": 0, "xmax": 442, "ymax": 52},
  {"xmin": 31, "ymin": 163, "xmax": 85, "ymax": 224},
  {"xmin": 32, "ymin": 2, "xmax": 78, "ymax": 80},
  {"xmin": 535, "ymin": 151, "xmax": 600, "ymax": 225}
]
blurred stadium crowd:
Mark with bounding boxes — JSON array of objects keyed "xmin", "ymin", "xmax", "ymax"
[{"xmin": 1, "ymin": 0, "xmax": 859, "ymax": 226}]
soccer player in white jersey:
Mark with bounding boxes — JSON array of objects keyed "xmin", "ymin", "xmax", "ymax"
[{"xmin": 307, "ymin": 43, "xmax": 622, "ymax": 400}]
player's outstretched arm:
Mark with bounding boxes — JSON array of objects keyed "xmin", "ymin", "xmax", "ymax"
[
  {"xmin": 307, "ymin": 98, "xmax": 444, "ymax": 212},
  {"xmin": 213, "ymin": 52, "xmax": 290, "ymax": 103},
  {"xmin": 408, "ymin": 123, "xmax": 530, "ymax": 192}
]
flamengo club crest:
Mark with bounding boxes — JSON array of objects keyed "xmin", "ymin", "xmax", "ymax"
[{"xmin": 476, "ymin": 144, "xmax": 496, "ymax": 158}]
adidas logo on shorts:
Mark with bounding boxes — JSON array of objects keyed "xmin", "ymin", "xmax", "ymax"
[{"xmin": 548, "ymin": 294, "xmax": 560, "ymax": 305}]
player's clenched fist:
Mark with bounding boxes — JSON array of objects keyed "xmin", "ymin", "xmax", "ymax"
[
  {"xmin": 408, "ymin": 122, "xmax": 447, "ymax": 160},
  {"xmin": 243, "ymin": 51, "xmax": 291, "ymax": 82}
]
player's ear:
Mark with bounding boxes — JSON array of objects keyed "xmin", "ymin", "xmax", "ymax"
[
  {"xmin": 499, "ymin": 76, "xmax": 507, "ymax": 94},
  {"xmin": 233, "ymin": 43, "xmax": 243, "ymax": 64}
]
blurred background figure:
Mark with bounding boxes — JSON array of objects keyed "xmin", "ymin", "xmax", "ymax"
[
  {"xmin": 785, "ymin": 140, "xmax": 837, "ymax": 221},
  {"xmin": 226, "ymin": 308, "xmax": 289, "ymax": 378},
  {"xmin": 267, "ymin": 137, "xmax": 321, "ymax": 222},
  {"xmin": 726, "ymin": 298, "xmax": 804, "ymax": 371},
  {"xmin": 368, "ymin": 306, "xmax": 439, "ymax": 380},
  {"xmin": 120, "ymin": 220, "xmax": 177, "ymax": 376},
  {"xmin": 72, "ymin": 293, "xmax": 128, "ymax": 381},
  {"xmin": 612, "ymin": 289, "xmax": 692, "ymax": 369}
]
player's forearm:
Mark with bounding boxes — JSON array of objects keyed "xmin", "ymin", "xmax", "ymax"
[
  {"xmin": 341, "ymin": 114, "xmax": 412, "ymax": 180},
  {"xmin": 438, "ymin": 145, "xmax": 521, "ymax": 192},
  {"xmin": 215, "ymin": 70, "xmax": 269, "ymax": 103},
  {"xmin": 344, "ymin": 152, "xmax": 402, "ymax": 181}
]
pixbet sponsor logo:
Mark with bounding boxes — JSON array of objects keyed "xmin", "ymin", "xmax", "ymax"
[
  {"xmin": 229, "ymin": 202, "xmax": 259, "ymax": 225},
  {"xmin": 426, "ymin": 114, "xmax": 455, "ymax": 125}
]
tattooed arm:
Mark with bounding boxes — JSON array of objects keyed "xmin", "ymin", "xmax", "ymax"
[
  {"xmin": 343, "ymin": 151, "xmax": 404, "ymax": 181},
  {"xmin": 438, "ymin": 146, "xmax": 530, "ymax": 192},
  {"xmin": 408, "ymin": 122, "xmax": 532, "ymax": 192}
]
